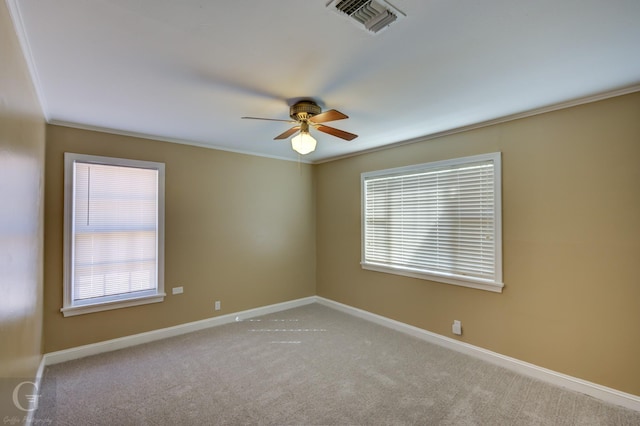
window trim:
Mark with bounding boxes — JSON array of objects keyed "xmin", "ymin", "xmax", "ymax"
[
  {"xmin": 62, "ymin": 153, "xmax": 166, "ymax": 317},
  {"xmin": 361, "ymin": 152, "xmax": 503, "ymax": 293}
]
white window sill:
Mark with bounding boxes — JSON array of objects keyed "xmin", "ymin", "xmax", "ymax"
[
  {"xmin": 361, "ymin": 263, "xmax": 504, "ymax": 293},
  {"xmin": 61, "ymin": 293, "xmax": 166, "ymax": 317}
]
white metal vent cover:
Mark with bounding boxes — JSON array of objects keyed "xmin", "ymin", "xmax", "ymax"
[{"xmin": 326, "ymin": 0, "xmax": 406, "ymax": 34}]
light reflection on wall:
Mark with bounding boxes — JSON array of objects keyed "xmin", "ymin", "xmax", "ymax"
[{"xmin": 0, "ymin": 152, "xmax": 41, "ymax": 320}]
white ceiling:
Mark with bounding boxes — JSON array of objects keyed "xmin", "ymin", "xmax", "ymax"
[{"xmin": 9, "ymin": 0, "xmax": 640, "ymax": 162}]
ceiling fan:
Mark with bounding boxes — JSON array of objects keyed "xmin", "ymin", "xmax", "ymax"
[{"xmin": 242, "ymin": 100, "xmax": 358, "ymax": 155}]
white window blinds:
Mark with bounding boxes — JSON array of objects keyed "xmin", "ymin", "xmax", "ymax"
[
  {"xmin": 362, "ymin": 153, "xmax": 503, "ymax": 292},
  {"xmin": 63, "ymin": 153, "xmax": 165, "ymax": 316}
]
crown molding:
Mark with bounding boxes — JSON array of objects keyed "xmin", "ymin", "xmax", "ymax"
[
  {"xmin": 316, "ymin": 84, "xmax": 640, "ymax": 164},
  {"xmin": 48, "ymin": 120, "xmax": 314, "ymax": 164},
  {"xmin": 5, "ymin": 0, "xmax": 49, "ymax": 120}
]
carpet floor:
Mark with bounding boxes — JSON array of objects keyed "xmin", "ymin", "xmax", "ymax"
[{"xmin": 35, "ymin": 303, "xmax": 640, "ymax": 425}]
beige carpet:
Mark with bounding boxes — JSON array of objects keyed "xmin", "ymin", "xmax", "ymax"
[{"xmin": 36, "ymin": 304, "xmax": 640, "ymax": 425}]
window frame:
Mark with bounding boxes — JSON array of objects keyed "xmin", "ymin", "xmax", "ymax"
[
  {"xmin": 62, "ymin": 153, "xmax": 166, "ymax": 317},
  {"xmin": 361, "ymin": 152, "xmax": 503, "ymax": 293}
]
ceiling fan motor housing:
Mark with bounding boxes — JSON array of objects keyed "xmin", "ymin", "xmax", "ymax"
[{"xmin": 290, "ymin": 101, "xmax": 322, "ymax": 120}]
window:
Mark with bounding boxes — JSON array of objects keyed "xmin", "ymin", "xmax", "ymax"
[
  {"xmin": 361, "ymin": 152, "xmax": 503, "ymax": 292},
  {"xmin": 62, "ymin": 153, "xmax": 165, "ymax": 317}
]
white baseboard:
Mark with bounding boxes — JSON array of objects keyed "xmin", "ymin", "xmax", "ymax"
[
  {"xmin": 44, "ymin": 296, "xmax": 316, "ymax": 366},
  {"xmin": 41, "ymin": 295, "xmax": 639, "ymax": 412},
  {"xmin": 22, "ymin": 356, "xmax": 47, "ymax": 424},
  {"xmin": 315, "ymin": 296, "xmax": 640, "ymax": 412}
]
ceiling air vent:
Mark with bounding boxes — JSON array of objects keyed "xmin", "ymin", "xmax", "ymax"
[{"xmin": 327, "ymin": 0, "xmax": 405, "ymax": 34}]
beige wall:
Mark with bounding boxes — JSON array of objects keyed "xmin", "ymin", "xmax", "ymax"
[
  {"xmin": 0, "ymin": 2, "xmax": 45, "ymax": 377},
  {"xmin": 44, "ymin": 126, "xmax": 316, "ymax": 352},
  {"xmin": 316, "ymin": 92, "xmax": 640, "ymax": 396}
]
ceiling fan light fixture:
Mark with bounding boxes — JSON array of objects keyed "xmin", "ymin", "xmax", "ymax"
[
  {"xmin": 291, "ymin": 131, "xmax": 317, "ymax": 155},
  {"xmin": 242, "ymin": 99, "xmax": 357, "ymax": 155}
]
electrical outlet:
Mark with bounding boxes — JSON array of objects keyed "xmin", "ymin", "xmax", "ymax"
[
  {"xmin": 214, "ymin": 300, "xmax": 221, "ymax": 311},
  {"xmin": 452, "ymin": 320, "xmax": 462, "ymax": 336}
]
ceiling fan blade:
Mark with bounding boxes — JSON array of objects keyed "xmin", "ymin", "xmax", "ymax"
[
  {"xmin": 274, "ymin": 126, "xmax": 300, "ymax": 140},
  {"xmin": 308, "ymin": 109, "xmax": 348, "ymax": 124},
  {"xmin": 241, "ymin": 116, "xmax": 295, "ymax": 123},
  {"xmin": 316, "ymin": 125, "xmax": 358, "ymax": 141}
]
